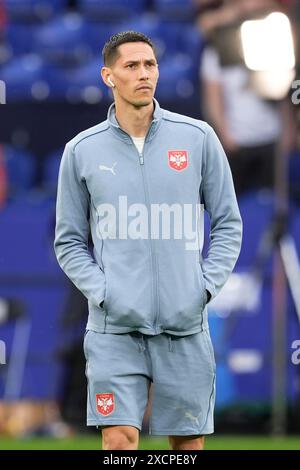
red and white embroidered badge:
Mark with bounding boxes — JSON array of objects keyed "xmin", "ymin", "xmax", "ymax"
[
  {"xmin": 168, "ymin": 150, "xmax": 188, "ymax": 171},
  {"xmin": 96, "ymin": 393, "xmax": 115, "ymax": 416}
]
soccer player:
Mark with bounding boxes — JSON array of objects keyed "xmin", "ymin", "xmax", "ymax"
[{"xmin": 54, "ymin": 31, "xmax": 242, "ymax": 450}]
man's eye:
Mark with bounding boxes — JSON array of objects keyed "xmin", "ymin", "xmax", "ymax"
[{"xmin": 127, "ymin": 64, "xmax": 135, "ymax": 68}]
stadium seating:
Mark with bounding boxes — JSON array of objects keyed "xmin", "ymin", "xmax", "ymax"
[
  {"xmin": 33, "ymin": 13, "xmax": 93, "ymax": 66},
  {"xmin": 5, "ymin": 22, "xmax": 38, "ymax": 56},
  {"xmin": 1, "ymin": 1, "xmax": 205, "ymax": 103},
  {"xmin": 155, "ymin": 53, "xmax": 196, "ymax": 101},
  {"xmin": 43, "ymin": 149, "xmax": 62, "ymax": 197},
  {"xmin": 0, "ymin": 54, "xmax": 50, "ymax": 101},
  {"xmin": 78, "ymin": 0, "xmax": 147, "ymax": 20},
  {"xmin": 65, "ymin": 56, "xmax": 110, "ymax": 102},
  {"xmin": 85, "ymin": 21, "xmax": 117, "ymax": 56},
  {"xmin": 5, "ymin": 0, "xmax": 68, "ymax": 21},
  {"xmin": 3, "ymin": 145, "xmax": 36, "ymax": 197},
  {"xmin": 152, "ymin": 0, "xmax": 195, "ymax": 20},
  {"xmin": 39, "ymin": 58, "xmax": 109, "ymax": 102}
]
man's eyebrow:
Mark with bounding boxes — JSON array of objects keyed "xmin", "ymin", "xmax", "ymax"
[{"xmin": 123, "ymin": 59, "xmax": 157, "ymax": 65}]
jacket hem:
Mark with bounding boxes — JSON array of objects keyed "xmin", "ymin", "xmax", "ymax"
[
  {"xmin": 86, "ymin": 322, "xmax": 207, "ymax": 337},
  {"xmin": 149, "ymin": 428, "xmax": 214, "ymax": 436},
  {"xmin": 87, "ymin": 419, "xmax": 142, "ymax": 430}
]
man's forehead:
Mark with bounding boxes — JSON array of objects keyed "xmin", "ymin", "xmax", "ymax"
[{"xmin": 117, "ymin": 42, "xmax": 156, "ymax": 62}]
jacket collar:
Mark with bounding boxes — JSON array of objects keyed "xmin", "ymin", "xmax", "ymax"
[{"xmin": 107, "ymin": 98, "xmax": 163, "ymax": 143}]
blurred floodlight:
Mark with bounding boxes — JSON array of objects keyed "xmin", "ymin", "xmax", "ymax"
[
  {"xmin": 241, "ymin": 12, "xmax": 295, "ymax": 71},
  {"xmin": 250, "ymin": 68, "xmax": 296, "ymax": 100},
  {"xmin": 241, "ymin": 13, "xmax": 295, "ymax": 100}
]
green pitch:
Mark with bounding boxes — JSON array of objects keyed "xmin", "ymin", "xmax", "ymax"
[{"xmin": 0, "ymin": 435, "xmax": 300, "ymax": 450}]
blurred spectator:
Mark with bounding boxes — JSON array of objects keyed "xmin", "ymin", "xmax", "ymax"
[
  {"xmin": 195, "ymin": 0, "xmax": 290, "ymax": 35},
  {"xmin": 197, "ymin": 0, "xmax": 296, "ymax": 195}
]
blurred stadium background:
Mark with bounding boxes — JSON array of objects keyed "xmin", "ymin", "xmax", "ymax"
[{"xmin": 0, "ymin": 0, "xmax": 300, "ymax": 450}]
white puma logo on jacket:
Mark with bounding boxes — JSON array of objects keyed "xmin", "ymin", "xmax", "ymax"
[{"xmin": 99, "ymin": 162, "xmax": 117, "ymax": 175}]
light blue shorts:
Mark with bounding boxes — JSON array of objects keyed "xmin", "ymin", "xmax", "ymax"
[{"xmin": 84, "ymin": 329, "xmax": 216, "ymax": 436}]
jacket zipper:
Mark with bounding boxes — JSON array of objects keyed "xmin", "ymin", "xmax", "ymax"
[{"xmin": 131, "ymin": 135, "xmax": 160, "ymax": 334}]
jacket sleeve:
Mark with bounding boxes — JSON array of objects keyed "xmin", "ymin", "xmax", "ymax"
[
  {"xmin": 201, "ymin": 125, "xmax": 242, "ymax": 301},
  {"xmin": 54, "ymin": 142, "xmax": 105, "ymax": 307}
]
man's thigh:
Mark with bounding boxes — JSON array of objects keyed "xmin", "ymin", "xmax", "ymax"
[
  {"xmin": 84, "ymin": 331, "xmax": 151, "ymax": 430},
  {"xmin": 148, "ymin": 330, "xmax": 216, "ymax": 436}
]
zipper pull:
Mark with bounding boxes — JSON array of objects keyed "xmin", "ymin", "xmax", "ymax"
[{"xmin": 139, "ymin": 154, "xmax": 144, "ymax": 165}]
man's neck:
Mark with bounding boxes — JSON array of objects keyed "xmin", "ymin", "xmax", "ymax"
[{"xmin": 115, "ymin": 100, "xmax": 154, "ymax": 137}]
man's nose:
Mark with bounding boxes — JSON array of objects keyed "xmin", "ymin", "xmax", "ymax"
[{"xmin": 138, "ymin": 65, "xmax": 149, "ymax": 80}]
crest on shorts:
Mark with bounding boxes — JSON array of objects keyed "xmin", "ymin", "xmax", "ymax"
[
  {"xmin": 96, "ymin": 393, "xmax": 115, "ymax": 416},
  {"xmin": 168, "ymin": 150, "xmax": 188, "ymax": 171}
]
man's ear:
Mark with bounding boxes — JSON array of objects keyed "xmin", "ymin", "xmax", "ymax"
[{"xmin": 101, "ymin": 66, "xmax": 113, "ymax": 88}]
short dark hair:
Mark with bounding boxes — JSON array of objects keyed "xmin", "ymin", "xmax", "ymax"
[{"xmin": 102, "ymin": 31, "xmax": 156, "ymax": 66}]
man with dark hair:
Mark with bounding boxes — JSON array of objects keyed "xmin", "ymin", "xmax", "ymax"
[
  {"xmin": 102, "ymin": 30, "xmax": 156, "ymax": 66},
  {"xmin": 54, "ymin": 31, "xmax": 242, "ymax": 450}
]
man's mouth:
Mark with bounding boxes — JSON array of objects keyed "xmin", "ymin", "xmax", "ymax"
[{"xmin": 136, "ymin": 86, "xmax": 152, "ymax": 91}]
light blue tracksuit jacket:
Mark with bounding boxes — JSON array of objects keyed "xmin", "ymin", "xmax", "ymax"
[{"xmin": 54, "ymin": 99, "xmax": 242, "ymax": 336}]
